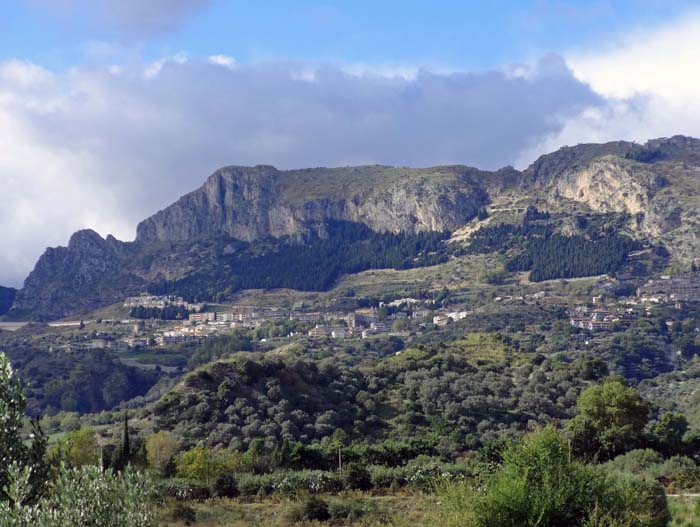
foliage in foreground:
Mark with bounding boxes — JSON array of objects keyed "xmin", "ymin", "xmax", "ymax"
[
  {"xmin": 429, "ymin": 428, "xmax": 670, "ymax": 527},
  {"xmin": 0, "ymin": 465, "xmax": 156, "ymax": 527},
  {"xmin": 0, "ymin": 351, "xmax": 157, "ymax": 527},
  {"xmin": 0, "ymin": 353, "xmax": 50, "ymax": 504}
]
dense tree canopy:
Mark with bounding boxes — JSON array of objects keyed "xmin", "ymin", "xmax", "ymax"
[
  {"xmin": 468, "ymin": 219, "xmax": 638, "ymax": 282},
  {"xmin": 2, "ymin": 343, "xmax": 158, "ymax": 416},
  {"xmin": 570, "ymin": 377, "xmax": 650, "ymax": 459},
  {"xmin": 148, "ymin": 221, "xmax": 451, "ymax": 301}
]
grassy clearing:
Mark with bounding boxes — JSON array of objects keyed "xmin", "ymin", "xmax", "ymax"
[
  {"xmin": 157, "ymin": 492, "xmax": 698, "ymax": 527},
  {"xmin": 454, "ymin": 332, "xmax": 511, "ymax": 362},
  {"xmin": 668, "ymin": 495, "xmax": 700, "ymax": 527},
  {"xmin": 332, "ymin": 253, "xmax": 498, "ymax": 297},
  {"xmin": 156, "ymin": 492, "xmax": 435, "ymax": 527}
]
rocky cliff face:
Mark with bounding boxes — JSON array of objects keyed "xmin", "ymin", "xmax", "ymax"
[
  {"xmin": 136, "ymin": 165, "xmax": 489, "ymax": 243},
  {"xmin": 11, "ymin": 230, "xmax": 143, "ymax": 320},
  {"xmin": 136, "ymin": 166, "xmax": 279, "ymax": 243},
  {"xmin": 548, "ymin": 158, "xmax": 655, "ymax": 215},
  {"xmin": 523, "ymin": 137, "xmax": 700, "ymax": 256}
]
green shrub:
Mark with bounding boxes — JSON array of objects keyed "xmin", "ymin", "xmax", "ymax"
[
  {"xmin": 285, "ymin": 495, "xmax": 331, "ymax": 523},
  {"xmin": 612, "ymin": 476, "xmax": 670, "ymax": 527},
  {"xmin": 657, "ymin": 456, "xmax": 700, "ymax": 491},
  {"xmin": 342, "ymin": 463, "xmax": 372, "ymax": 490},
  {"xmin": 237, "ymin": 473, "xmax": 276, "ymax": 496},
  {"xmin": 236, "ymin": 471, "xmax": 342, "ymax": 496},
  {"xmin": 0, "ymin": 465, "xmax": 157, "ymax": 527},
  {"xmin": 327, "ymin": 498, "xmax": 372, "ymax": 520},
  {"xmin": 276, "ymin": 471, "xmax": 342, "ymax": 495},
  {"xmin": 606, "ymin": 451, "xmax": 700, "ymax": 492},
  {"xmin": 176, "ymin": 447, "xmax": 242, "ymax": 487},
  {"xmin": 605, "ymin": 449, "xmax": 664, "ymax": 476},
  {"xmin": 212, "ymin": 474, "xmax": 238, "ymax": 498},
  {"xmin": 368, "ymin": 461, "xmax": 473, "ymax": 490},
  {"xmin": 369, "ymin": 465, "xmax": 408, "ymax": 489},
  {"xmin": 428, "ymin": 428, "xmax": 671, "ymax": 527}
]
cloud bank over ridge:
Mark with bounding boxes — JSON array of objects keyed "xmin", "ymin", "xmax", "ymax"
[
  {"xmin": 4, "ymin": 9, "xmax": 700, "ymax": 287},
  {"xmin": 0, "ymin": 54, "xmax": 604, "ymax": 286}
]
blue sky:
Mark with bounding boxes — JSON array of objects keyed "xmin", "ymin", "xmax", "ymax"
[
  {"xmin": 3, "ymin": 1, "xmax": 700, "ymax": 286},
  {"xmin": 2, "ymin": 1, "xmax": 697, "ymax": 70}
]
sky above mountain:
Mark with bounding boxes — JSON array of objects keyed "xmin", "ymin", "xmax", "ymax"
[{"xmin": 2, "ymin": 1, "xmax": 700, "ymax": 286}]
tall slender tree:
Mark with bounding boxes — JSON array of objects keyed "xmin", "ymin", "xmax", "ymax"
[{"xmin": 110, "ymin": 412, "xmax": 131, "ymax": 472}]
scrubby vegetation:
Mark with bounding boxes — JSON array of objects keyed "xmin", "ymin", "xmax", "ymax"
[
  {"xmin": 429, "ymin": 428, "xmax": 670, "ymax": 527},
  {"xmin": 4, "ymin": 311, "xmax": 700, "ymax": 527},
  {"xmin": 153, "ymin": 339, "xmax": 598, "ymax": 451}
]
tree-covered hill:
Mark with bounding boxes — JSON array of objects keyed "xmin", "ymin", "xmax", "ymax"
[
  {"xmin": 151, "ymin": 335, "xmax": 605, "ymax": 451},
  {"xmin": 467, "ymin": 210, "xmax": 641, "ymax": 281},
  {"xmin": 2, "ymin": 342, "xmax": 159, "ymax": 416},
  {"xmin": 154, "ymin": 353, "xmax": 369, "ymax": 449}
]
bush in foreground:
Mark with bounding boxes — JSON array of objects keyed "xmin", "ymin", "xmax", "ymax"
[
  {"xmin": 285, "ymin": 495, "xmax": 331, "ymax": 523},
  {"xmin": 0, "ymin": 351, "xmax": 157, "ymax": 527},
  {"xmin": 429, "ymin": 428, "xmax": 670, "ymax": 527},
  {"xmin": 0, "ymin": 465, "xmax": 157, "ymax": 527}
]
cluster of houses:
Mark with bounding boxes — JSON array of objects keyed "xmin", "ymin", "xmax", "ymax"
[
  {"xmin": 188, "ymin": 306, "xmax": 344, "ymax": 328},
  {"xmin": 569, "ymin": 306, "xmax": 637, "ymax": 331},
  {"xmin": 179, "ymin": 298, "xmax": 476, "ymax": 340},
  {"xmin": 124, "ymin": 294, "xmax": 204, "ymax": 313},
  {"xmin": 636, "ymin": 274, "xmax": 700, "ymax": 305},
  {"xmin": 432, "ymin": 310, "xmax": 471, "ymax": 326},
  {"xmin": 155, "ymin": 324, "xmax": 217, "ymax": 345},
  {"xmin": 308, "ymin": 320, "xmax": 395, "ymax": 339},
  {"xmin": 307, "ymin": 307, "xmax": 474, "ymax": 338}
]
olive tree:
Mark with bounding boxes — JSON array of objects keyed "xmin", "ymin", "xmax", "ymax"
[
  {"xmin": 0, "ymin": 353, "xmax": 50, "ymax": 505},
  {"xmin": 0, "ymin": 352, "xmax": 157, "ymax": 526},
  {"xmin": 570, "ymin": 377, "xmax": 649, "ymax": 459}
]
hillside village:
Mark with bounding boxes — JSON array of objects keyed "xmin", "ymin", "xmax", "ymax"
[{"xmin": 21, "ymin": 272, "xmax": 693, "ymax": 358}]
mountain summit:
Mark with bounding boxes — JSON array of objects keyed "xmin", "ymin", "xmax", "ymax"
[{"xmin": 134, "ymin": 164, "xmax": 491, "ymax": 243}]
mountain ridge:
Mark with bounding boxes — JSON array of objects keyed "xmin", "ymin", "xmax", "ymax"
[{"xmin": 11, "ymin": 135, "xmax": 700, "ymax": 320}]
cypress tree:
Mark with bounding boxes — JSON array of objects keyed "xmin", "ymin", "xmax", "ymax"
[{"xmin": 110, "ymin": 412, "xmax": 131, "ymax": 472}]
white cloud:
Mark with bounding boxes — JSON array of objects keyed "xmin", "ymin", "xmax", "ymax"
[
  {"xmin": 0, "ymin": 54, "xmax": 602, "ymax": 286},
  {"xmin": 520, "ymin": 11, "xmax": 700, "ymax": 165},
  {"xmin": 208, "ymin": 54, "xmax": 237, "ymax": 69},
  {"xmin": 31, "ymin": 0, "xmax": 211, "ymax": 39},
  {"xmin": 569, "ymin": 11, "xmax": 700, "ymax": 102},
  {"xmin": 144, "ymin": 53, "xmax": 189, "ymax": 78}
]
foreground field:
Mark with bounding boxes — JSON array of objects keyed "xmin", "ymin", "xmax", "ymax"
[
  {"xmin": 157, "ymin": 493, "xmax": 700, "ymax": 527},
  {"xmin": 669, "ymin": 496, "xmax": 700, "ymax": 527},
  {"xmin": 157, "ymin": 492, "xmax": 434, "ymax": 526}
]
